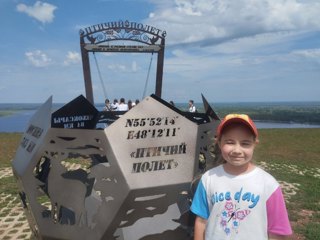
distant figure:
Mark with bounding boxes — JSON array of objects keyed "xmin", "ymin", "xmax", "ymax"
[
  {"xmin": 135, "ymin": 99, "xmax": 140, "ymax": 105},
  {"xmin": 189, "ymin": 100, "xmax": 196, "ymax": 112},
  {"xmin": 103, "ymin": 99, "xmax": 112, "ymax": 111},
  {"xmin": 118, "ymin": 98, "xmax": 129, "ymax": 111},
  {"xmin": 128, "ymin": 100, "xmax": 133, "ymax": 110},
  {"xmin": 169, "ymin": 101, "xmax": 175, "ymax": 107},
  {"xmin": 111, "ymin": 99, "xmax": 119, "ymax": 111}
]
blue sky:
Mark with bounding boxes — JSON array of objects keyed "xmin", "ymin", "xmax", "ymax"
[{"xmin": 0, "ymin": 0, "xmax": 320, "ymax": 104}]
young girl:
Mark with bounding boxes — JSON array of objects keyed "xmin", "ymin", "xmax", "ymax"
[{"xmin": 191, "ymin": 114, "xmax": 292, "ymax": 240}]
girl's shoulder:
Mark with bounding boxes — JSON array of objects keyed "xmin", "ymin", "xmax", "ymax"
[
  {"xmin": 254, "ymin": 166, "xmax": 280, "ymax": 191},
  {"xmin": 201, "ymin": 165, "xmax": 224, "ymax": 179}
]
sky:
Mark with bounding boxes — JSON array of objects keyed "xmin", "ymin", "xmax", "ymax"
[{"xmin": 0, "ymin": 0, "xmax": 320, "ymax": 104}]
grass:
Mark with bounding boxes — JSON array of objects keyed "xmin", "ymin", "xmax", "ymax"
[
  {"xmin": 0, "ymin": 133, "xmax": 22, "ymax": 168},
  {"xmin": 0, "ymin": 176, "xmax": 20, "ymax": 196},
  {"xmin": 1, "ymin": 130, "xmax": 320, "ymax": 239},
  {"xmin": 0, "ymin": 111, "xmax": 16, "ymax": 117},
  {"xmin": 255, "ymin": 129, "xmax": 320, "ymax": 239},
  {"xmin": 0, "ymin": 133, "xmax": 22, "ymax": 202}
]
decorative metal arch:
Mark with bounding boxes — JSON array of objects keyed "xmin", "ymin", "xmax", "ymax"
[{"xmin": 79, "ymin": 20, "xmax": 166, "ymax": 104}]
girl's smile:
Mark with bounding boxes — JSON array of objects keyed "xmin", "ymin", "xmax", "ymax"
[{"xmin": 218, "ymin": 123, "xmax": 258, "ymax": 175}]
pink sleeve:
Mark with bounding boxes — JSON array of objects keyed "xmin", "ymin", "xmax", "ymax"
[{"xmin": 267, "ymin": 186, "xmax": 292, "ymax": 235}]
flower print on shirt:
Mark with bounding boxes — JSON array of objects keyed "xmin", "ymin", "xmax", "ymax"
[{"xmin": 219, "ymin": 201, "xmax": 251, "ymax": 235}]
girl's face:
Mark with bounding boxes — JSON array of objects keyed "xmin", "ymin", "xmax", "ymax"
[{"xmin": 218, "ymin": 123, "xmax": 257, "ymax": 174}]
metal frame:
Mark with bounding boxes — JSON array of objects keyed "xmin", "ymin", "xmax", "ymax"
[{"xmin": 79, "ymin": 20, "xmax": 166, "ymax": 104}]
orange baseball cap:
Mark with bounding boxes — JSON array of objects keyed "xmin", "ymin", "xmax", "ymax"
[{"xmin": 216, "ymin": 114, "xmax": 258, "ymax": 138}]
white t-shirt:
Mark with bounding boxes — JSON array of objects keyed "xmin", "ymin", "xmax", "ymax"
[
  {"xmin": 111, "ymin": 102, "xmax": 119, "ymax": 110},
  {"xmin": 118, "ymin": 103, "xmax": 128, "ymax": 111},
  {"xmin": 189, "ymin": 105, "xmax": 196, "ymax": 112},
  {"xmin": 191, "ymin": 165, "xmax": 292, "ymax": 239}
]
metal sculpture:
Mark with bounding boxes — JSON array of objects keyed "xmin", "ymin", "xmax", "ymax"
[
  {"xmin": 12, "ymin": 94, "xmax": 220, "ymax": 239},
  {"xmin": 80, "ymin": 20, "xmax": 166, "ymax": 104}
]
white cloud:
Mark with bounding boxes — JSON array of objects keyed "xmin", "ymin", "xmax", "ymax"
[
  {"xmin": 291, "ymin": 48, "xmax": 320, "ymax": 59},
  {"xmin": 63, "ymin": 51, "xmax": 81, "ymax": 66},
  {"xmin": 132, "ymin": 61, "xmax": 138, "ymax": 72},
  {"xmin": 290, "ymin": 48, "xmax": 320, "ymax": 65},
  {"xmin": 25, "ymin": 50, "xmax": 52, "ymax": 67},
  {"xmin": 149, "ymin": 12, "xmax": 155, "ymax": 18},
  {"xmin": 176, "ymin": 0, "xmax": 203, "ymax": 16},
  {"xmin": 205, "ymin": 31, "xmax": 303, "ymax": 55},
  {"xmin": 16, "ymin": 1, "xmax": 57, "ymax": 24},
  {"xmin": 106, "ymin": 60, "xmax": 143, "ymax": 73},
  {"xmin": 107, "ymin": 63, "xmax": 127, "ymax": 72},
  {"xmin": 146, "ymin": 0, "xmax": 320, "ymax": 45}
]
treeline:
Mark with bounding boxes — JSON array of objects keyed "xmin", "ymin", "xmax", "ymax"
[{"xmin": 198, "ymin": 103, "xmax": 320, "ymax": 125}]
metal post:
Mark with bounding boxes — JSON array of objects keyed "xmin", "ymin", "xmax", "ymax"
[
  {"xmin": 155, "ymin": 39, "xmax": 165, "ymax": 97},
  {"xmin": 80, "ymin": 37, "xmax": 94, "ymax": 104}
]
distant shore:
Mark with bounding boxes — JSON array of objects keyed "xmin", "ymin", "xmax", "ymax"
[{"xmin": 1, "ymin": 101, "xmax": 320, "ymax": 132}]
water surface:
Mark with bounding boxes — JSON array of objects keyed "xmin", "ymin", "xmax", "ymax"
[{"xmin": 1, "ymin": 109, "xmax": 319, "ymax": 133}]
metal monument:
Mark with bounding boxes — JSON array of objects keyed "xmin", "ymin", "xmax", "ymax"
[
  {"xmin": 80, "ymin": 20, "xmax": 166, "ymax": 104},
  {"xmin": 11, "ymin": 21, "xmax": 221, "ymax": 240}
]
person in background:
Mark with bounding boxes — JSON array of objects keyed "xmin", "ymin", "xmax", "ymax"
[
  {"xmin": 103, "ymin": 99, "xmax": 112, "ymax": 111},
  {"xmin": 189, "ymin": 100, "xmax": 196, "ymax": 112},
  {"xmin": 191, "ymin": 114, "xmax": 292, "ymax": 240},
  {"xmin": 111, "ymin": 99, "xmax": 119, "ymax": 111},
  {"xmin": 118, "ymin": 97, "xmax": 128, "ymax": 111},
  {"xmin": 128, "ymin": 99, "xmax": 133, "ymax": 110},
  {"xmin": 135, "ymin": 99, "xmax": 140, "ymax": 106}
]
